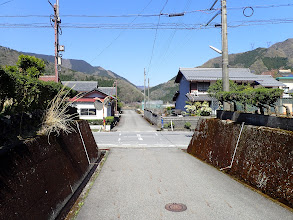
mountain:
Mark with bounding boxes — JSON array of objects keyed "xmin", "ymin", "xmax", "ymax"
[
  {"xmin": 24, "ymin": 52, "xmax": 129, "ymax": 81},
  {"xmin": 149, "ymin": 38, "xmax": 293, "ymax": 102},
  {"xmin": 0, "ymin": 46, "xmax": 143, "ymax": 103},
  {"xmin": 200, "ymin": 38, "xmax": 293, "ymax": 74},
  {"xmin": 149, "ymin": 77, "xmax": 179, "ymax": 103}
]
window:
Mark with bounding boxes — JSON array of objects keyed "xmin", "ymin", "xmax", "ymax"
[
  {"xmin": 80, "ymin": 109, "xmax": 96, "ymax": 115},
  {"xmin": 197, "ymin": 82, "xmax": 210, "ymax": 92}
]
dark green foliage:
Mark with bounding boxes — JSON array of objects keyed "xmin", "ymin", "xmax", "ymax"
[
  {"xmin": 149, "ymin": 82, "xmax": 179, "ymax": 103},
  {"xmin": 59, "ymin": 73, "xmax": 75, "ymax": 81},
  {"xmin": 87, "ymin": 116, "xmax": 116, "ymax": 126},
  {"xmin": 213, "ymin": 63, "xmax": 220, "ymax": 68},
  {"xmin": 184, "ymin": 122, "xmax": 191, "ymax": 129},
  {"xmin": 86, "ymin": 119, "xmax": 103, "ymax": 125},
  {"xmin": 230, "ymin": 48, "xmax": 266, "ymax": 68},
  {"xmin": 16, "ymin": 54, "xmax": 45, "ymax": 78},
  {"xmin": 208, "ymin": 79, "xmax": 283, "ymax": 113},
  {"xmin": 0, "ymin": 66, "xmax": 77, "ymax": 115},
  {"xmin": 262, "ymin": 57, "xmax": 289, "ymax": 70},
  {"xmin": 97, "ymin": 78, "xmax": 114, "ymax": 87}
]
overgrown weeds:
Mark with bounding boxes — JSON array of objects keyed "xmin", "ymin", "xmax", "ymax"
[{"xmin": 38, "ymin": 86, "xmax": 81, "ymax": 137}]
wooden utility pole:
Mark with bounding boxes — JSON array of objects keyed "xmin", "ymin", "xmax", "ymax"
[
  {"xmin": 221, "ymin": 0, "xmax": 229, "ymax": 110},
  {"xmin": 144, "ymin": 68, "xmax": 146, "ymax": 110},
  {"xmin": 148, "ymin": 78, "xmax": 150, "ymax": 109},
  {"xmin": 54, "ymin": 0, "xmax": 60, "ymax": 82},
  {"xmin": 49, "ymin": 0, "xmax": 63, "ymax": 82},
  {"xmin": 115, "ymin": 80, "xmax": 118, "ymax": 114}
]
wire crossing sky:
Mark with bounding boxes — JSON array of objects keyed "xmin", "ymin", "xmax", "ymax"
[{"xmin": 0, "ymin": 0, "xmax": 293, "ymax": 86}]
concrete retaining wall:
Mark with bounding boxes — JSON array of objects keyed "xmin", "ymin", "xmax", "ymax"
[
  {"xmin": 0, "ymin": 120, "xmax": 100, "ymax": 220},
  {"xmin": 187, "ymin": 118, "xmax": 293, "ymax": 208},
  {"xmin": 217, "ymin": 110, "xmax": 293, "ymax": 132}
]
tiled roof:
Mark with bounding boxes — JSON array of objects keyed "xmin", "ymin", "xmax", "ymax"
[
  {"xmin": 176, "ymin": 68, "xmax": 257, "ymax": 83},
  {"xmin": 62, "ymin": 81, "xmax": 98, "ymax": 92},
  {"xmin": 256, "ymin": 75, "xmax": 285, "ymax": 87},
  {"xmin": 175, "ymin": 68, "xmax": 284, "ymax": 87},
  {"xmin": 98, "ymin": 87, "xmax": 116, "ymax": 96}
]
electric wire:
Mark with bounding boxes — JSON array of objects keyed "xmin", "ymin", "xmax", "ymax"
[
  {"xmin": 1, "ymin": 3, "xmax": 292, "ymax": 18},
  {"xmin": 147, "ymin": 0, "xmax": 169, "ymax": 76},
  {"xmin": 90, "ymin": 0, "xmax": 154, "ymax": 63},
  {"xmin": 150, "ymin": 0, "xmax": 192, "ymax": 77},
  {"xmin": 0, "ymin": 0, "xmax": 14, "ymax": 6},
  {"xmin": 2, "ymin": 18, "xmax": 292, "ymax": 29}
]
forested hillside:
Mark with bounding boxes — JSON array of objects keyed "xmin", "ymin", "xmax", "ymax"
[
  {"xmin": 201, "ymin": 38, "xmax": 293, "ymax": 74},
  {"xmin": 0, "ymin": 46, "xmax": 143, "ymax": 103}
]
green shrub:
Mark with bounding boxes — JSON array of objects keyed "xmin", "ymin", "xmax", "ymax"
[
  {"xmin": 184, "ymin": 122, "xmax": 191, "ymax": 129},
  {"xmin": 0, "ymin": 67, "xmax": 77, "ymax": 115},
  {"xmin": 105, "ymin": 116, "xmax": 115, "ymax": 125},
  {"xmin": 86, "ymin": 119, "xmax": 103, "ymax": 125},
  {"xmin": 163, "ymin": 122, "xmax": 174, "ymax": 129}
]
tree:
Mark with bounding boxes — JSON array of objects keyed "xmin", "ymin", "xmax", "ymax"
[
  {"xmin": 16, "ymin": 54, "xmax": 45, "ymax": 78},
  {"xmin": 208, "ymin": 79, "xmax": 283, "ymax": 114},
  {"xmin": 208, "ymin": 80, "xmax": 250, "ymax": 111}
]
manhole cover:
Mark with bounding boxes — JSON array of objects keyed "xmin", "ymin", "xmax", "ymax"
[{"xmin": 165, "ymin": 203, "xmax": 187, "ymax": 212}]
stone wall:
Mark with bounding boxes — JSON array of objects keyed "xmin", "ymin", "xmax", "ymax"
[
  {"xmin": 187, "ymin": 118, "xmax": 293, "ymax": 208},
  {"xmin": 0, "ymin": 120, "xmax": 100, "ymax": 220},
  {"xmin": 144, "ymin": 109, "xmax": 203, "ymax": 130}
]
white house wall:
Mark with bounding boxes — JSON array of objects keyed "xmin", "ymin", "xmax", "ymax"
[{"xmin": 74, "ymin": 102, "xmax": 109, "ymax": 120}]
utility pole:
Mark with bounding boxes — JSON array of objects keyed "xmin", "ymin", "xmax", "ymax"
[
  {"xmin": 221, "ymin": 0, "xmax": 230, "ymax": 110},
  {"xmin": 148, "ymin": 78, "xmax": 150, "ymax": 109},
  {"xmin": 54, "ymin": 0, "xmax": 60, "ymax": 82},
  {"xmin": 49, "ymin": 0, "xmax": 64, "ymax": 82},
  {"xmin": 115, "ymin": 80, "xmax": 118, "ymax": 114},
  {"xmin": 144, "ymin": 68, "xmax": 146, "ymax": 110}
]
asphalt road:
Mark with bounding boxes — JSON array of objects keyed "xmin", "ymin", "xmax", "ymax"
[
  {"xmin": 113, "ymin": 109, "xmax": 157, "ymax": 132},
  {"xmin": 76, "ymin": 110, "xmax": 292, "ymax": 219},
  {"xmin": 93, "ymin": 109, "xmax": 193, "ymax": 149},
  {"xmin": 93, "ymin": 131, "xmax": 193, "ymax": 149},
  {"xmin": 77, "ymin": 148, "xmax": 292, "ymax": 220}
]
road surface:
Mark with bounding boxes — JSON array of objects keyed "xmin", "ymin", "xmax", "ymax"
[
  {"xmin": 113, "ymin": 109, "xmax": 157, "ymax": 132},
  {"xmin": 76, "ymin": 110, "xmax": 292, "ymax": 219}
]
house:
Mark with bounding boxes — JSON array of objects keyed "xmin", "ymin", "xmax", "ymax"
[
  {"xmin": 62, "ymin": 81, "xmax": 116, "ymax": 120},
  {"xmin": 276, "ymin": 75, "xmax": 293, "ymax": 96},
  {"xmin": 173, "ymin": 68, "xmax": 286, "ymax": 112}
]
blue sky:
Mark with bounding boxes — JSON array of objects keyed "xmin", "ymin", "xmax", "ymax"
[{"xmin": 0, "ymin": 0, "xmax": 293, "ymax": 86}]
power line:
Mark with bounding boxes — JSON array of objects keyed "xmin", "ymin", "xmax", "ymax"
[
  {"xmin": 1, "ymin": 3, "xmax": 292, "ymax": 19},
  {"xmin": 147, "ymin": 0, "xmax": 169, "ymax": 76},
  {"xmin": 1, "ymin": 18, "xmax": 293, "ymax": 29},
  {"xmin": 0, "ymin": 0, "xmax": 14, "ymax": 6},
  {"xmin": 90, "ymin": 0, "xmax": 154, "ymax": 63}
]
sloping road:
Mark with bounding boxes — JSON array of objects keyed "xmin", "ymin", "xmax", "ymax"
[
  {"xmin": 113, "ymin": 109, "xmax": 157, "ymax": 132},
  {"xmin": 76, "ymin": 110, "xmax": 292, "ymax": 219}
]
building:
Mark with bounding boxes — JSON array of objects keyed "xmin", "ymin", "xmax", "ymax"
[
  {"xmin": 62, "ymin": 81, "xmax": 116, "ymax": 120},
  {"xmin": 173, "ymin": 68, "xmax": 285, "ymax": 112}
]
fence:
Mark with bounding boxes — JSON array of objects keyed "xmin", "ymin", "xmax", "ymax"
[{"xmin": 144, "ymin": 109, "xmax": 209, "ymax": 130}]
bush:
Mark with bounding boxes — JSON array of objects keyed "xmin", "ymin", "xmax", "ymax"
[
  {"xmin": 87, "ymin": 117, "xmax": 116, "ymax": 126},
  {"xmin": 105, "ymin": 116, "xmax": 115, "ymax": 125},
  {"xmin": 86, "ymin": 119, "xmax": 103, "ymax": 125},
  {"xmin": 163, "ymin": 122, "xmax": 174, "ymax": 129},
  {"xmin": 0, "ymin": 67, "xmax": 77, "ymax": 115},
  {"xmin": 184, "ymin": 122, "xmax": 191, "ymax": 129}
]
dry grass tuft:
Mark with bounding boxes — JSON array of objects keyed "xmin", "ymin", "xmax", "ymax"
[{"xmin": 38, "ymin": 86, "xmax": 82, "ymax": 137}]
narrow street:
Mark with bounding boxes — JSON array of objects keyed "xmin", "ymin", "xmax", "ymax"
[
  {"xmin": 113, "ymin": 109, "xmax": 157, "ymax": 132},
  {"xmin": 76, "ymin": 110, "xmax": 292, "ymax": 220}
]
